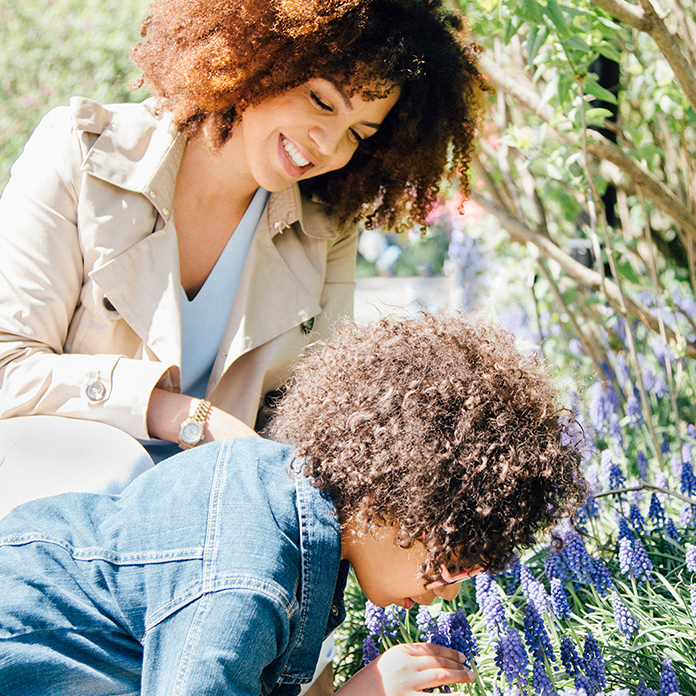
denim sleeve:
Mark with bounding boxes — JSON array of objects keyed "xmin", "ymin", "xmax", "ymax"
[{"xmin": 140, "ymin": 587, "xmax": 294, "ymax": 696}]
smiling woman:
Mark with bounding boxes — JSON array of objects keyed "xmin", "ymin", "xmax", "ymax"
[{"xmin": 0, "ymin": 1, "xmax": 487, "ymax": 652}]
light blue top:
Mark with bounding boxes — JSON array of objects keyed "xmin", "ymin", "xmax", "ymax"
[
  {"xmin": 0, "ymin": 437, "xmax": 347, "ymax": 696},
  {"xmin": 144, "ymin": 187, "xmax": 270, "ymax": 462}
]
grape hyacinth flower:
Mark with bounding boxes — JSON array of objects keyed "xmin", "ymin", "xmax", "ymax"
[
  {"xmin": 523, "ymin": 601, "xmax": 555, "ymax": 662},
  {"xmin": 560, "ymin": 635, "xmax": 583, "ymax": 677},
  {"xmin": 637, "ymin": 450, "xmax": 649, "ymax": 481},
  {"xmin": 654, "ymin": 372, "xmax": 668, "ymax": 398},
  {"xmin": 575, "ymin": 674, "xmax": 598, "ymax": 696},
  {"xmin": 648, "ymin": 493, "xmax": 666, "ymax": 526},
  {"xmin": 588, "ymin": 557, "xmax": 614, "ymax": 595},
  {"xmin": 531, "ymin": 658, "xmax": 557, "ymax": 696},
  {"xmin": 561, "ymin": 529, "xmax": 593, "ymax": 583},
  {"xmin": 659, "ymin": 658, "xmax": 680, "ymax": 696},
  {"xmin": 520, "ymin": 564, "xmax": 552, "ymax": 614},
  {"xmin": 609, "ymin": 414, "xmax": 624, "ymax": 453},
  {"xmin": 671, "ymin": 454, "xmax": 683, "ymax": 480},
  {"xmin": 681, "ymin": 459, "xmax": 696, "ymax": 497},
  {"xmin": 642, "ymin": 366, "xmax": 655, "ymax": 393},
  {"xmin": 362, "ymin": 635, "xmax": 380, "ymax": 665},
  {"xmin": 618, "ymin": 516, "xmax": 634, "ymax": 542},
  {"xmin": 636, "ymin": 679, "xmax": 658, "ymax": 696},
  {"xmin": 665, "ymin": 518, "xmax": 680, "ymax": 542},
  {"xmin": 364, "ymin": 601, "xmax": 387, "ymax": 636},
  {"xmin": 691, "ymin": 585, "xmax": 696, "ymax": 619},
  {"xmin": 619, "ymin": 536, "xmax": 653, "ymax": 583},
  {"xmin": 384, "ymin": 604, "xmax": 405, "ymax": 636},
  {"xmin": 689, "ymin": 423, "xmax": 696, "ymax": 439},
  {"xmin": 611, "ymin": 590, "xmax": 639, "ymax": 639},
  {"xmin": 629, "ymin": 502, "xmax": 645, "ymax": 531},
  {"xmin": 416, "ymin": 604, "xmax": 438, "ymax": 643},
  {"xmin": 475, "ymin": 572, "xmax": 509, "ymax": 637},
  {"xmin": 550, "ymin": 578, "xmax": 571, "ymax": 619},
  {"xmin": 679, "ymin": 503, "xmax": 693, "ymax": 528},
  {"xmin": 495, "ymin": 627, "xmax": 529, "ymax": 685},
  {"xmin": 686, "ymin": 545, "xmax": 696, "ymax": 572},
  {"xmin": 450, "ymin": 608, "xmax": 478, "ymax": 662},
  {"xmin": 544, "ymin": 549, "xmax": 568, "ymax": 582},
  {"xmin": 608, "ymin": 462, "xmax": 626, "ymax": 492},
  {"xmin": 582, "ymin": 632, "xmax": 606, "ymax": 688},
  {"xmin": 626, "ymin": 394, "xmax": 643, "ymax": 426}
]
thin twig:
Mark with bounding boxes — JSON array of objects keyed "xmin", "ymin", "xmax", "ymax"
[{"xmin": 593, "ymin": 483, "xmax": 696, "ymax": 506}]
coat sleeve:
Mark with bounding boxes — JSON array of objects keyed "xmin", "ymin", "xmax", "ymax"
[
  {"xmin": 0, "ymin": 106, "xmax": 174, "ymax": 438},
  {"xmin": 140, "ymin": 588, "xmax": 297, "ymax": 696}
]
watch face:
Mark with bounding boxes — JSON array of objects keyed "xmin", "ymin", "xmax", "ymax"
[{"xmin": 180, "ymin": 420, "xmax": 204, "ymax": 445}]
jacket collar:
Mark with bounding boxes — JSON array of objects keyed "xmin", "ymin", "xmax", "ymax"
[{"xmin": 75, "ymin": 97, "xmax": 337, "ymax": 240}]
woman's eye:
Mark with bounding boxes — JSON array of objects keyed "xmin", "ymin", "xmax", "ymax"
[
  {"xmin": 310, "ymin": 91, "xmax": 332, "ymax": 112},
  {"xmin": 349, "ymin": 128, "xmax": 365, "ymax": 144}
]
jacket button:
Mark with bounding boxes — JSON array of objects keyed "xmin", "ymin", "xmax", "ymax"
[
  {"xmin": 331, "ymin": 604, "xmax": 339, "ymax": 616},
  {"xmin": 150, "ymin": 190, "xmax": 157, "ymax": 198},
  {"xmin": 86, "ymin": 381, "xmax": 106, "ymax": 402},
  {"xmin": 301, "ymin": 317, "xmax": 315, "ymax": 335},
  {"xmin": 162, "ymin": 207, "xmax": 170, "ymax": 217},
  {"xmin": 103, "ymin": 296, "xmax": 117, "ymax": 312}
]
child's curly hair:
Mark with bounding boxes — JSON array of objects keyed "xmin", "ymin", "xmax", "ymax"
[
  {"xmin": 270, "ymin": 313, "xmax": 586, "ymax": 582},
  {"xmin": 130, "ymin": 0, "xmax": 487, "ymax": 233}
]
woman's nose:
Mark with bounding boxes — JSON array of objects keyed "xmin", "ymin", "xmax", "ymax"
[{"xmin": 309, "ymin": 125, "xmax": 343, "ymax": 157}]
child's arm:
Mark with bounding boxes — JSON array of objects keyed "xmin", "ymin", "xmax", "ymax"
[{"xmin": 335, "ymin": 643, "xmax": 475, "ymax": 696}]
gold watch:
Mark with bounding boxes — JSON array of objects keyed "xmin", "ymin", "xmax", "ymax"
[{"xmin": 178, "ymin": 399, "xmax": 212, "ymax": 450}]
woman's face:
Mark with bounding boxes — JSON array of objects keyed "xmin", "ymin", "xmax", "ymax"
[{"xmin": 232, "ymin": 78, "xmax": 400, "ymax": 192}]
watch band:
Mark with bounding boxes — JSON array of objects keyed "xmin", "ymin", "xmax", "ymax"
[{"xmin": 178, "ymin": 399, "xmax": 213, "ymax": 450}]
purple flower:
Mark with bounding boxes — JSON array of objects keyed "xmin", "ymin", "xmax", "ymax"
[
  {"xmin": 690, "ymin": 586, "xmax": 696, "ymax": 619},
  {"xmin": 611, "ymin": 590, "xmax": 639, "ymax": 639},
  {"xmin": 626, "ymin": 394, "xmax": 643, "ymax": 426},
  {"xmin": 435, "ymin": 611, "xmax": 453, "ymax": 648},
  {"xmin": 681, "ymin": 460, "xmax": 696, "ymax": 497},
  {"xmin": 475, "ymin": 572, "xmax": 508, "ymax": 637},
  {"xmin": 618, "ymin": 516, "xmax": 634, "ymax": 541},
  {"xmin": 531, "ymin": 658, "xmax": 557, "ymax": 696},
  {"xmin": 582, "ymin": 632, "xmax": 606, "ymax": 688},
  {"xmin": 609, "ymin": 415, "xmax": 624, "ymax": 452},
  {"xmin": 365, "ymin": 601, "xmax": 387, "ymax": 635},
  {"xmin": 679, "ymin": 503, "xmax": 693, "ymax": 528},
  {"xmin": 561, "ymin": 530, "xmax": 593, "ymax": 583},
  {"xmin": 636, "ymin": 678, "xmax": 658, "ymax": 696},
  {"xmin": 384, "ymin": 604, "xmax": 405, "ymax": 636},
  {"xmin": 665, "ymin": 518, "xmax": 680, "ymax": 542},
  {"xmin": 659, "ymin": 658, "xmax": 680, "ymax": 696},
  {"xmin": 495, "ymin": 627, "xmax": 529, "ymax": 685},
  {"xmin": 637, "ymin": 450, "xmax": 649, "ymax": 481},
  {"xmin": 648, "ymin": 493, "xmax": 666, "ymax": 526},
  {"xmin": 683, "ymin": 442, "xmax": 693, "ymax": 463},
  {"xmin": 654, "ymin": 372, "xmax": 668, "ymax": 398},
  {"xmin": 560, "ymin": 635, "xmax": 582, "ymax": 677},
  {"xmin": 416, "ymin": 605, "xmax": 437, "ymax": 642},
  {"xmin": 642, "ymin": 367, "xmax": 655, "ymax": 393},
  {"xmin": 661, "ymin": 437, "xmax": 670, "ymax": 455},
  {"xmin": 575, "ymin": 674, "xmax": 598, "ymax": 696},
  {"xmin": 520, "ymin": 564, "xmax": 552, "ymax": 614},
  {"xmin": 689, "ymin": 423, "xmax": 696, "ymax": 439},
  {"xmin": 450, "ymin": 608, "xmax": 478, "ymax": 662},
  {"xmin": 551, "ymin": 578, "xmax": 571, "ymax": 619},
  {"xmin": 523, "ymin": 601, "xmax": 556, "ymax": 662},
  {"xmin": 362, "ymin": 635, "xmax": 380, "ymax": 665},
  {"xmin": 609, "ymin": 463, "xmax": 626, "ymax": 491},
  {"xmin": 588, "ymin": 557, "xmax": 614, "ymax": 596},
  {"xmin": 588, "ymin": 382, "xmax": 616, "ymax": 434},
  {"xmin": 686, "ymin": 545, "xmax": 696, "ymax": 572},
  {"xmin": 545, "ymin": 549, "xmax": 568, "ymax": 582},
  {"xmin": 629, "ymin": 503, "xmax": 645, "ymax": 531},
  {"xmin": 618, "ymin": 538, "xmax": 633, "ymax": 577}
]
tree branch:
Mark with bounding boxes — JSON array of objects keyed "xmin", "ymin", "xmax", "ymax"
[
  {"xmin": 477, "ymin": 51, "xmax": 696, "ymax": 244},
  {"xmin": 593, "ymin": 482, "xmax": 696, "ymax": 506},
  {"xmin": 591, "ymin": 0, "xmax": 696, "ymax": 112},
  {"xmin": 470, "ymin": 191, "xmax": 696, "ymax": 360}
]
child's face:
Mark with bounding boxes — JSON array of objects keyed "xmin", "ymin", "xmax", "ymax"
[{"xmin": 341, "ymin": 524, "xmax": 481, "ymax": 609}]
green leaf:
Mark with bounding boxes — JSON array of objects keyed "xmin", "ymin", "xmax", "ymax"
[
  {"xmin": 583, "ymin": 75, "xmax": 619, "ymax": 104},
  {"xmin": 526, "ymin": 25, "xmax": 549, "ymax": 64},
  {"xmin": 584, "ymin": 107, "xmax": 615, "ymax": 125}
]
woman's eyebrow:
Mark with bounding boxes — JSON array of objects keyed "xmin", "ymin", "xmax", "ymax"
[{"xmin": 324, "ymin": 78, "xmax": 384, "ymax": 131}]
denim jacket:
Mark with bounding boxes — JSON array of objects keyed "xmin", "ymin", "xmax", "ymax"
[{"xmin": 0, "ymin": 437, "xmax": 347, "ymax": 696}]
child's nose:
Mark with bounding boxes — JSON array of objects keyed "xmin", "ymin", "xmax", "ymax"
[{"xmin": 436, "ymin": 583, "xmax": 462, "ymax": 602}]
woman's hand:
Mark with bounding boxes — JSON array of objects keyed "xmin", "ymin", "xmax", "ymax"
[
  {"xmin": 335, "ymin": 643, "xmax": 475, "ymax": 696},
  {"xmin": 147, "ymin": 388, "xmax": 257, "ymax": 444}
]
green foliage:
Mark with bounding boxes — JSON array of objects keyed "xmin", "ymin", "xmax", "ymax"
[{"xmin": 0, "ymin": 0, "xmax": 149, "ymax": 189}]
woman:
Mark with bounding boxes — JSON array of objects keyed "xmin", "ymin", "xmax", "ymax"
[{"xmin": 0, "ymin": 0, "xmax": 486, "ymax": 509}]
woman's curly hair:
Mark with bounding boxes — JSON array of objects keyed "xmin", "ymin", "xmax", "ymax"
[
  {"xmin": 131, "ymin": 0, "xmax": 487, "ymax": 233},
  {"xmin": 269, "ymin": 313, "xmax": 586, "ymax": 581}
]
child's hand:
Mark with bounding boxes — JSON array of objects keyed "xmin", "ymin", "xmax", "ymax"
[{"xmin": 335, "ymin": 642, "xmax": 475, "ymax": 696}]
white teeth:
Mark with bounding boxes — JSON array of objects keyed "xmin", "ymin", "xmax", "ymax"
[{"xmin": 282, "ymin": 136, "xmax": 310, "ymax": 168}]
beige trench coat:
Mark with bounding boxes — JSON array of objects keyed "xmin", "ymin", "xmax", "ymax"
[{"xmin": 0, "ymin": 98, "xmax": 357, "ymax": 438}]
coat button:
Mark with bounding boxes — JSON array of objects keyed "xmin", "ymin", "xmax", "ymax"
[
  {"xmin": 162, "ymin": 207, "xmax": 170, "ymax": 217},
  {"xmin": 331, "ymin": 604, "xmax": 339, "ymax": 616},
  {"xmin": 103, "ymin": 296, "xmax": 117, "ymax": 312},
  {"xmin": 150, "ymin": 190, "xmax": 157, "ymax": 198},
  {"xmin": 86, "ymin": 381, "xmax": 106, "ymax": 402}
]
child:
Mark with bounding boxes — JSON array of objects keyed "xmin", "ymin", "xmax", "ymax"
[{"xmin": 0, "ymin": 314, "xmax": 584, "ymax": 695}]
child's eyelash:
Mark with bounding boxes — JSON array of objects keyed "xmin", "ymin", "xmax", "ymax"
[{"xmin": 310, "ymin": 91, "xmax": 332, "ymax": 111}]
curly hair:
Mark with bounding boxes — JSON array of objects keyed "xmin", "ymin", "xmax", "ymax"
[
  {"xmin": 130, "ymin": 0, "xmax": 487, "ymax": 233},
  {"xmin": 269, "ymin": 313, "xmax": 586, "ymax": 581}
]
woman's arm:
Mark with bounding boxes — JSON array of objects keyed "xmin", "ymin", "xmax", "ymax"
[
  {"xmin": 0, "ymin": 104, "xmax": 174, "ymax": 440},
  {"xmin": 146, "ymin": 388, "xmax": 257, "ymax": 443}
]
